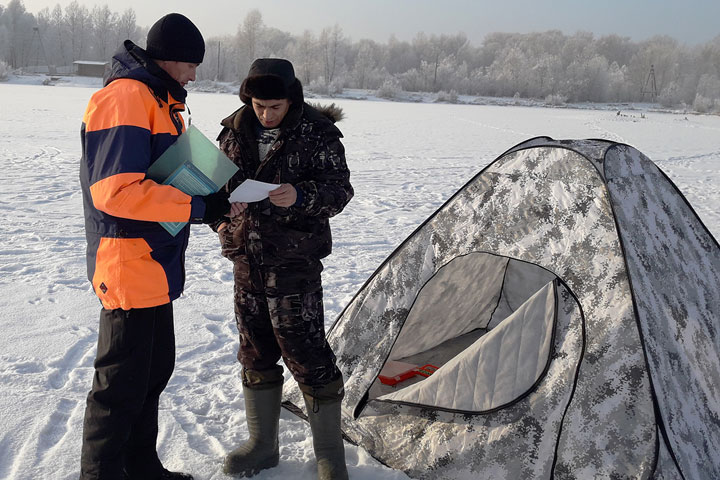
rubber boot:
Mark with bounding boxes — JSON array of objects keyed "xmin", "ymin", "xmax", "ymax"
[
  {"xmin": 223, "ymin": 368, "xmax": 283, "ymax": 477},
  {"xmin": 301, "ymin": 376, "xmax": 349, "ymax": 480}
]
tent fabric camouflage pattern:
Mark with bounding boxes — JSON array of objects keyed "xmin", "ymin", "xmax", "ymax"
[
  {"xmin": 605, "ymin": 145, "xmax": 720, "ymax": 480},
  {"xmin": 282, "ymin": 137, "xmax": 719, "ymax": 479}
]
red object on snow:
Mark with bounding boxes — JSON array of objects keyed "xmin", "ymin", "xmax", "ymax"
[
  {"xmin": 378, "ymin": 361, "xmax": 440, "ymax": 386},
  {"xmin": 415, "ymin": 364, "xmax": 439, "ymax": 377},
  {"xmin": 378, "ymin": 360, "xmax": 418, "ymax": 386}
]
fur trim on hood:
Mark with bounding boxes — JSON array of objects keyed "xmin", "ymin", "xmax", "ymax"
[{"xmin": 308, "ymin": 102, "xmax": 344, "ymax": 123}]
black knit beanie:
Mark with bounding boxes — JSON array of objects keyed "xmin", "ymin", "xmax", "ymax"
[
  {"xmin": 146, "ymin": 13, "xmax": 205, "ymax": 64},
  {"xmin": 239, "ymin": 58, "xmax": 304, "ymax": 105}
]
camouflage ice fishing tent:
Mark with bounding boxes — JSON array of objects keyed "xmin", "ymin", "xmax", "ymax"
[{"xmin": 282, "ymin": 137, "xmax": 720, "ymax": 479}]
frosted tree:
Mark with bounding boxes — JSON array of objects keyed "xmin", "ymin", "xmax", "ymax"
[
  {"xmin": 90, "ymin": 5, "xmax": 118, "ymax": 61},
  {"xmin": 595, "ymin": 34, "xmax": 637, "ymax": 72},
  {"xmin": 530, "ymin": 53, "xmax": 564, "ymax": 98},
  {"xmin": 6, "ymin": 1, "xmax": 720, "ymax": 110},
  {"xmin": 693, "ymin": 73, "xmax": 720, "ymax": 112},
  {"xmin": 606, "ymin": 61, "xmax": 629, "ymax": 102},
  {"xmin": 410, "ymin": 32, "xmax": 468, "ymax": 91},
  {"xmin": 435, "ymin": 56, "xmax": 466, "ymax": 94},
  {"xmin": 319, "ymin": 24, "xmax": 344, "ymax": 85},
  {"xmin": 487, "ymin": 46, "xmax": 529, "ymax": 97},
  {"xmin": 385, "ymin": 35, "xmax": 418, "ymax": 75},
  {"xmin": 585, "ymin": 55, "xmax": 611, "ymax": 102},
  {"xmin": 0, "ymin": 8, "xmax": 7, "ymax": 67},
  {"xmin": 350, "ymin": 39, "xmax": 381, "ymax": 89},
  {"xmin": 261, "ymin": 26, "xmax": 293, "ymax": 57},
  {"xmin": 48, "ymin": 5, "xmax": 69, "ymax": 67},
  {"xmin": 116, "ymin": 8, "xmax": 139, "ymax": 45},
  {"xmin": 197, "ymin": 34, "xmax": 235, "ymax": 82},
  {"xmin": 0, "ymin": 0, "xmax": 35, "ymax": 67},
  {"xmin": 235, "ymin": 9, "xmax": 264, "ymax": 80},
  {"xmin": 65, "ymin": 1, "xmax": 90, "ymax": 60}
]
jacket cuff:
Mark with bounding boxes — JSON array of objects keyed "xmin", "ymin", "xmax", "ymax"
[
  {"xmin": 189, "ymin": 196, "xmax": 206, "ymax": 224},
  {"xmin": 293, "ymin": 186, "xmax": 305, "ymax": 207}
]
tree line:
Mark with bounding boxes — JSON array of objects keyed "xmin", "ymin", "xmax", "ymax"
[{"xmin": 2, "ymin": 0, "xmax": 720, "ymax": 112}]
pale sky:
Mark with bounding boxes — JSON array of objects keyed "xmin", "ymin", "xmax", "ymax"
[{"xmin": 17, "ymin": 0, "xmax": 720, "ymax": 46}]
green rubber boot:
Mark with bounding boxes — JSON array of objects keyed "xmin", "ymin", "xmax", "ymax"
[
  {"xmin": 301, "ymin": 376, "xmax": 349, "ymax": 480},
  {"xmin": 223, "ymin": 368, "xmax": 283, "ymax": 477}
]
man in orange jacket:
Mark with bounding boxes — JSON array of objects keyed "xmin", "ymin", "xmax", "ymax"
[{"xmin": 78, "ymin": 13, "xmax": 228, "ymax": 480}]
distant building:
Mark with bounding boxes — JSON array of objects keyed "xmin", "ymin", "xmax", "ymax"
[{"xmin": 73, "ymin": 61, "xmax": 109, "ymax": 78}]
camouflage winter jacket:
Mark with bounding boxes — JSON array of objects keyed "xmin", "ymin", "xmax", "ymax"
[{"xmin": 216, "ymin": 102, "xmax": 353, "ymax": 266}]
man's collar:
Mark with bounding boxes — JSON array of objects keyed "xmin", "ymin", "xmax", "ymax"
[{"xmin": 124, "ymin": 41, "xmax": 188, "ymax": 103}]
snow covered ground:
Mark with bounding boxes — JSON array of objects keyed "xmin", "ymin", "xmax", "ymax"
[{"xmin": 0, "ymin": 78, "xmax": 719, "ymax": 480}]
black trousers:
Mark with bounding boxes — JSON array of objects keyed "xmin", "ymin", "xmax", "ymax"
[{"xmin": 79, "ymin": 303, "xmax": 175, "ymax": 480}]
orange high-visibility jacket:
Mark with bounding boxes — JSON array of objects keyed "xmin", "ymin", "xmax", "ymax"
[{"xmin": 80, "ymin": 41, "xmax": 205, "ymax": 310}]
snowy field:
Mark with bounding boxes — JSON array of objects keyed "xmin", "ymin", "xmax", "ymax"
[{"xmin": 1, "ymin": 80, "xmax": 719, "ymax": 480}]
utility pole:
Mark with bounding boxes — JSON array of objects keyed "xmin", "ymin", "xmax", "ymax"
[
  {"xmin": 216, "ymin": 41, "xmax": 220, "ymax": 81},
  {"xmin": 641, "ymin": 64, "xmax": 658, "ymax": 102}
]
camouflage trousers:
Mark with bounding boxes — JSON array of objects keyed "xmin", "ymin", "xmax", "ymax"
[{"xmin": 232, "ymin": 257, "xmax": 340, "ymax": 387}]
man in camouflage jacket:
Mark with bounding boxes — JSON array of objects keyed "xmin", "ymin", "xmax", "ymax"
[{"xmin": 214, "ymin": 58, "xmax": 353, "ymax": 480}]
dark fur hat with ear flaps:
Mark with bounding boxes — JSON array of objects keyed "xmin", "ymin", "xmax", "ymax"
[{"xmin": 239, "ymin": 58, "xmax": 304, "ymax": 105}]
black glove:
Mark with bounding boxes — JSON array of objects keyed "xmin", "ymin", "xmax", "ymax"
[{"xmin": 201, "ymin": 191, "xmax": 230, "ymax": 224}]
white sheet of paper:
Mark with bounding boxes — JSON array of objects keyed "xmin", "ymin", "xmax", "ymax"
[{"xmin": 229, "ymin": 179, "xmax": 279, "ymax": 203}]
